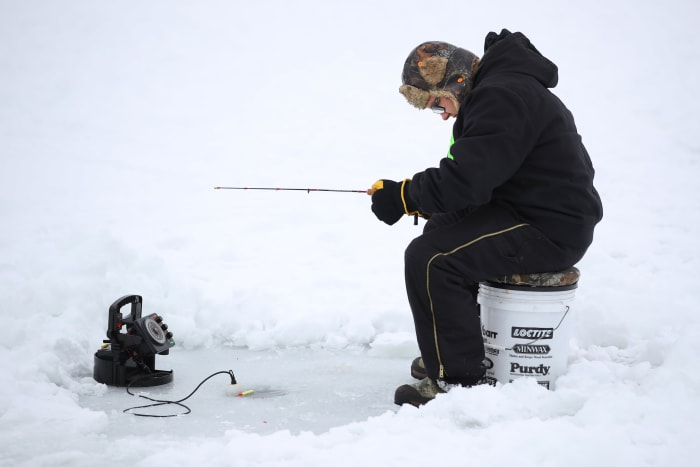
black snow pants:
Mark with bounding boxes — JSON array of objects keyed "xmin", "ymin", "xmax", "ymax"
[{"xmin": 404, "ymin": 203, "xmax": 586, "ymax": 384}]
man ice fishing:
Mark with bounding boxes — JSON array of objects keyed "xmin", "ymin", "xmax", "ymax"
[{"xmin": 369, "ymin": 29, "xmax": 603, "ymax": 406}]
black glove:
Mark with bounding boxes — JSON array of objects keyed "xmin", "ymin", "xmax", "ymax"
[{"xmin": 370, "ymin": 179, "xmax": 421, "ymax": 225}]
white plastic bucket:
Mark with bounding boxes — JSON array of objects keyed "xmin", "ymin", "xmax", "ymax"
[{"xmin": 477, "ymin": 282, "xmax": 576, "ymax": 389}]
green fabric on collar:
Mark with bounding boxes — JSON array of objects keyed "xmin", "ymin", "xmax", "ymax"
[{"xmin": 447, "ymin": 133, "xmax": 455, "ymax": 160}]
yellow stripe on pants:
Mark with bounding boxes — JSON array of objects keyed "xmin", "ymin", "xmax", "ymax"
[{"xmin": 425, "ymin": 223, "xmax": 529, "ymax": 378}]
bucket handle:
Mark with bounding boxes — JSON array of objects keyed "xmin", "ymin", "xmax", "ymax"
[{"xmin": 486, "ymin": 305, "xmax": 570, "ymax": 351}]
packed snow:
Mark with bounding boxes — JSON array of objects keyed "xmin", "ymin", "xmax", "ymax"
[{"xmin": 1, "ymin": 0, "xmax": 699, "ymax": 466}]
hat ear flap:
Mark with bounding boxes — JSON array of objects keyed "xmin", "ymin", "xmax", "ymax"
[
  {"xmin": 419, "ymin": 56, "xmax": 448, "ymax": 86},
  {"xmin": 399, "ymin": 84, "xmax": 431, "ymax": 109}
]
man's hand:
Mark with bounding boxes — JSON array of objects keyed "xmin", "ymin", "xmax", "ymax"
[{"xmin": 369, "ymin": 179, "xmax": 420, "ymax": 225}]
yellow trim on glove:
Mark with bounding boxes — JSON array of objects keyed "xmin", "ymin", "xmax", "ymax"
[{"xmin": 400, "ymin": 179, "xmax": 420, "ymax": 216}]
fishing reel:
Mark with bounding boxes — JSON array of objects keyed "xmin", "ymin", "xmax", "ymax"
[{"xmin": 93, "ymin": 295, "xmax": 175, "ymax": 387}]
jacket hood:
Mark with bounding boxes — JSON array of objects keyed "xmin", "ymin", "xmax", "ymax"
[{"xmin": 474, "ymin": 29, "xmax": 558, "ymax": 88}]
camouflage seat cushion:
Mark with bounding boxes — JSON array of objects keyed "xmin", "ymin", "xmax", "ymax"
[{"xmin": 490, "ymin": 267, "xmax": 580, "ymax": 288}]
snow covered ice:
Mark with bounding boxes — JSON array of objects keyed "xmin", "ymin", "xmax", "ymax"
[{"xmin": 1, "ymin": 1, "xmax": 699, "ymax": 466}]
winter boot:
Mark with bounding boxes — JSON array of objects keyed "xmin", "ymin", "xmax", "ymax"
[
  {"xmin": 410, "ymin": 356, "xmax": 427, "ymax": 380},
  {"xmin": 394, "ymin": 377, "xmax": 445, "ymax": 407},
  {"xmin": 396, "ymin": 366, "xmax": 489, "ymax": 406}
]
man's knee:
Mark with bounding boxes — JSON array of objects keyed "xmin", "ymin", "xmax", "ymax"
[{"xmin": 404, "ymin": 235, "xmax": 432, "ymax": 270}]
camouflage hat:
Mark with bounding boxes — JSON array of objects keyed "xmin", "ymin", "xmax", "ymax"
[{"xmin": 399, "ymin": 41, "xmax": 479, "ymax": 111}]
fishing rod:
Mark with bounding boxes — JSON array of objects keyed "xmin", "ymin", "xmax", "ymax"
[
  {"xmin": 214, "ymin": 185, "xmax": 420, "ymax": 224},
  {"xmin": 214, "ymin": 186, "xmax": 370, "ymax": 194}
]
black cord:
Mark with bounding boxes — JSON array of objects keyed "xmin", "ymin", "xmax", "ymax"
[{"xmin": 123, "ymin": 370, "xmax": 237, "ymax": 417}]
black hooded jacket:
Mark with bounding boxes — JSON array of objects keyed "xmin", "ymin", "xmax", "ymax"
[{"xmin": 408, "ymin": 30, "xmax": 603, "ymax": 249}]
